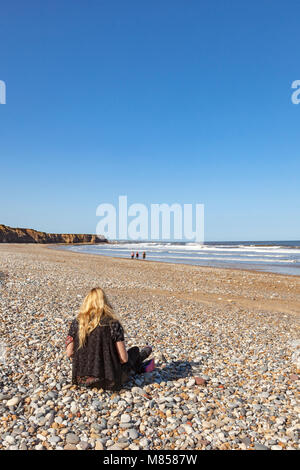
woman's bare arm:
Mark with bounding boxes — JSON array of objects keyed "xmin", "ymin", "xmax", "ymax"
[
  {"xmin": 66, "ymin": 341, "xmax": 74, "ymax": 358},
  {"xmin": 115, "ymin": 341, "xmax": 128, "ymax": 364}
]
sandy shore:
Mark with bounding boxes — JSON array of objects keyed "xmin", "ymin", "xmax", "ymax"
[{"xmin": 0, "ymin": 244, "xmax": 299, "ymax": 450}]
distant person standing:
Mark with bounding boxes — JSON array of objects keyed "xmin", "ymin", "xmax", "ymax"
[
  {"xmin": 142, "ymin": 252, "xmax": 146, "ymax": 260},
  {"xmin": 136, "ymin": 252, "xmax": 139, "ymax": 259},
  {"xmin": 131, "ymin": 252, "xmax": 134, "ymax": 259}
]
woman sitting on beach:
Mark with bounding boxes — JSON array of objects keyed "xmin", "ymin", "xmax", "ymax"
[{"xmin": 65, "ymin": 287, "xmax": 154, "ymax": 391}]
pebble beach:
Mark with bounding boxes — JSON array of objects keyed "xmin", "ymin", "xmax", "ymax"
[{"xmin": 0, "ymin": 244, "xmax": 299, "ymax": 451}]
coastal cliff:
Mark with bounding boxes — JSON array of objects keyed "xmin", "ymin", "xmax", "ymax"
[{"xmin": 0, "ymin": 224, "xmax": 107, "ymax": 244}]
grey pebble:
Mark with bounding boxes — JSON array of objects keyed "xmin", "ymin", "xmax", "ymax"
[
  {"xmin": 127, "ymin": 429, "xmax": 139, "ymax": 440},
  {"xmin": 66, "ymin": 433, "xmax": 80, "ymax": 445},
  {"xmin": 254, "ymin": 442, "xmax": 270, "ymax": 450},
  {"xmin": 79, "ymin": 441, "xmax": 90, "ymax": 450},
  {"xmin": 48, "ymin": 436, "xmax": 62, "ymax": 444},
  {"xmin": 120, "ymin": 413, "xmax": 131, "ymax": 423}
]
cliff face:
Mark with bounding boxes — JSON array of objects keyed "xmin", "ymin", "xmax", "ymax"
[{"xmin": 0, "ymin": 224, "xmax": 107, "ymax": 244}]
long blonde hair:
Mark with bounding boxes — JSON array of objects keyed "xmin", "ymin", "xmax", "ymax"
[{"xmin": 77, "ymin": 287, "xmax": 120, "ymax": 349}]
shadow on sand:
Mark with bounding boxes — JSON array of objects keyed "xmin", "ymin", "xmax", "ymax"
[{"xmin": 122, "ymin": 359, "xmax": 201, "ymax": 391}]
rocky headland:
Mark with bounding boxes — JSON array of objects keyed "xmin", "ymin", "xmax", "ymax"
[{"xmin": 0, "ymin": 224, "xmax": 107, "ymax": 244}]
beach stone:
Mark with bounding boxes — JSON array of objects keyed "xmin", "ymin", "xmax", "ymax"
[
  {"xmin": 0, "ymin": 394, "xmax": 10, "ymax": 401},
  {"xmin": 64, "ymin": 444, "xmax": 77, "ymax": 450},
  {"xmin": 194, "ymin": 377, "xmax": 207, "ymax": 386},
  {"xmin": 66, "ymin": 433, "xmax": 80, "ymax": 445},
  {"xmin": 201, "ymin": 375, "xmax": 210, "ymax": 381},
  {"xmin": 91, "ymin": 400, "xmax": 102, "ymax": 410},
  {"xmin": 78, "ymin": 441, "xmax": 90, "ymax": 450},
  {"xmin": 241, "ymin": 437, "xmax": 251, "ymax": 447},
  {"xmin": 139, "ymin": 437, "xmax": 149, "ymax": 448},
  {"xmin": 95, "ymin": 440, "xmax": 104, "ymax": 450},
  {"xmin": 129, "ymin": 443, "xmax": 140, "ymax": 450},
  {"xmin": 48, "ymin": 436, "xmax": 62, "ymax": 444},
  {"xmin": 186, "ymin": 378, "xmax": 195, "ymax": 387},
  {"xmin": 107, "ymin": 443, "xmax": 127, "ymax": 450},
  {"xmin": 120, "ymin": 414, "xmax": 131, "ymax": 423},
  {"xmin": 35, "ymin": 444, "xmax": 44, "ymax": 450},
  {"xmin": 120, "ymin": 422, "xmax": 133, "ymax": 429},
  {"xmin": 70, "ymin": 403, "xmax": 78, "ymax": 414},
  {"xmin": 182, "ymin": 424, "xmax": 193, "ymax": 434},
  {"xmin": 254, "ymin": 442, "xmax": 269, "ymax": 450},
  {"xmin": 201, "ymin": 421, "xmax": 212, "ymax": 430},
  {"xmin": 197, "ymin": 438, "xmax": 210, "ymax": 447},
  {"xmin": 6, "ymin": 397, "xmax": 21, "ymax": 407},
  {"xmin": 128, "ymin": 428, "xmax": 139, "ymax": 440},
  {"xmin": 5, "ymin": 436, "xmax": 15, "ymax": 445}
]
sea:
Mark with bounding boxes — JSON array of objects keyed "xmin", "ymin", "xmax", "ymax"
[{"xmin": 59, "ymin": 240, "xmax": 300, "ymax": 276}]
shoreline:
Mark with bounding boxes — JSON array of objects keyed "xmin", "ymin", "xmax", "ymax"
[
  {"xmin": 0, "ymin": 243, "xmax": 299, "ymax": 450},
  {"xmin": 48, "ymin": 246, "xmax": 300, "ymax": 317},
  {"xmin": 50, "ymin": 243, "xmax": 300, "ymax": 278}
]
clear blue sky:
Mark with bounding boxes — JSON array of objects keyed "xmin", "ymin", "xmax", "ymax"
[{"xmin": 0, "ymin": 0, "xmax": 299, "ymax": 241}]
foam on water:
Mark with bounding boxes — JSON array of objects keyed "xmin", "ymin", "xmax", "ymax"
[{"xmin": 60, "ymin": 241, "xmax": 300, "ymax": 276}]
